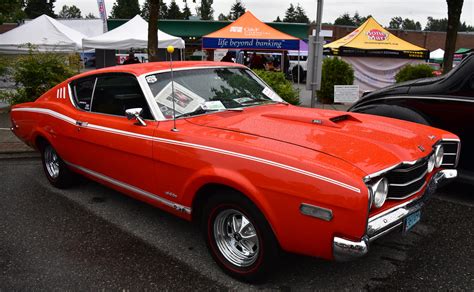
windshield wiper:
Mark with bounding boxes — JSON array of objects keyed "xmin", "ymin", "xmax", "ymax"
[
  {"xmin": 175, "ymin": 106, "xmax": 219, "ymax": 118},
  {"xmin": 239, "ymin": 98, "xmax": 288, "ymax": 105}
]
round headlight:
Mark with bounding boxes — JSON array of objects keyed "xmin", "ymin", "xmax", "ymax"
[
  {"xmin": 434, "ymin": 145, "xmax": 444, "ymax": 168},
  {"xmin": 371, "ymin": 177, "xmax": 388, "ymax": 208},
  {"xmin": 427, "ymin": 154, "xmax": 435, "ymax": 173}
]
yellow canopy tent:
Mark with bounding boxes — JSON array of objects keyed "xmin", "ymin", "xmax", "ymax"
[{"xmin": 324, "ymin": 17, "xmax": 428, "ymax": 60}]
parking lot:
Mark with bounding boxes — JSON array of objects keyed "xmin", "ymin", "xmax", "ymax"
[{"xmin": 0, "ymin": 156, "xmax": 472, "ymax": 290}]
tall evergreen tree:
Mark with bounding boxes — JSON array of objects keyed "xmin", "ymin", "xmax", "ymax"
[
  {"xmin": 197, "ymin": 0, "xmax": 214, "ymax": 20},
  {"xmin": 167, "ymin": 0, "xmax": 182, "ymax": 19},
  {"xmin": 294, "ymin": 4, "xmax": 309, "ymax": 23},
  {"xmin": 159, "ymin": 1, "xmax": 168, "ymax": 19},
  {"xmin": 148, "ymin": 0, "xmax": 159, "ymax": 62},
  {"xmin": 58, "ymin": 5, "xmax": 82, "ymax": 19},
  {"xmin": 24, "ymin": 0, "xmax": 56, "ymax": 19},
  {"xmin": 228, "ymin": 0, "xmax": 245, "ymax": 20},
  {"xmin": 110, "ymin": 0, "xmax": 140, "ymax": 19},
  {"xmin": 182, "ymin": 2, "xmax": 192, "ymax": 20},
  {"xmin": 274, "ymin": 16, "xmax": 282, "ymax": 22},
  {"xmin": 283, "ymin": 4, "xmax": 296, "ymax": 22},
  {"xmin": 334, "ymin": 13, "xmax": 356, "ymax": 26}
]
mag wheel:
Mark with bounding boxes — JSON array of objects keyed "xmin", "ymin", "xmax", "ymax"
[
  {"xmin": 41, "ymin": 143, "xmax": 75, "ymax": 188},
  {"xmin": 202, "ymin": 192, "xmax": 279, "ymax": 282}
]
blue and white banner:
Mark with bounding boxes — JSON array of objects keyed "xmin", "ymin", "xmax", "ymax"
[
  {"xmin": 97, "ymin": 0, "xmax": 108, "ymax": 32},
  {"xmin": 203, "ymin": 38, "xmax": 300, "ymax": 50}
]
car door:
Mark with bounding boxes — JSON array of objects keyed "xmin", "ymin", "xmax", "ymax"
[{"xmin": 73, "ymin": 73, "xmax": 158, "ymax": 194}]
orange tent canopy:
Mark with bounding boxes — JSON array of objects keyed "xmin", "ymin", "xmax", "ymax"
[
  {"xmin": 202, "ymin": 11, "xmax": 300, "ymax": 50},
  {"xmin": 324, "ymin": 17, "xmax": 428, "ymax": 59}
]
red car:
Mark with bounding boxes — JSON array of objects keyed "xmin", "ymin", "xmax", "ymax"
[{"xmin": 10, "ymin": 62, "xmax": 459, "ymax": 282}]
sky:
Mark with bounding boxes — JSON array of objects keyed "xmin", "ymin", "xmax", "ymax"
[{"xmin": 54, "ymin": 0, "xmax": 474, "ymax": 27}]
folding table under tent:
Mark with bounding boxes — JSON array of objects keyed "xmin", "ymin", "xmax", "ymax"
[
  {"xmin": 324, "ymin": 17, "xmax": 429, "ymax": 95},
  {"xmin": 202, "ymin": 11, "xmax": 301, "ymax": 74},
  {"xmin": 0, "ymin": 14, "xmax": 85, "ymax": 53}
]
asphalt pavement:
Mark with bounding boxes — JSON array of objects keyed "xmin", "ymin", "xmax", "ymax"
[{"xmin": 0, "ymin": 158, "xmax": 473, "ymax": 290}]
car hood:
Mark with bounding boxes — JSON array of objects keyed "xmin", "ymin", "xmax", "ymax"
[{"xmin": 187, "ymin": 104, "xmax": 440, "ymax": 176}]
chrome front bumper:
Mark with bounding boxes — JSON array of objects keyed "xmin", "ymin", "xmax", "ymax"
[{"xmin": 333, "ymin": 169, "xmax": 457, "ymax": 261}]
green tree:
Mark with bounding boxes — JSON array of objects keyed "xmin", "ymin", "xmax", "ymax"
[
  {"xmin": 283, "ymin": 4, "xmax": 296, "ymax": 22},
  {"xmin": 24, "ymin": 0, "xmax": 56, "ymax": 19},
  {"xmin": 395, "ymin": 64, "xmax": 434, "ymax": 83},
  {"xmin": 294, "ymin": 4, "xmax": 309, "ymax": 23},
  {"xmin": 444, "ymin": 0, "xmax": 464, "ymax": 72},
  {"xmin": 228, "ymin": 0, "xmax": 245, "ymax": 20},
  {"xmin": 274, "ymin": 16, "xmax": 282, "ymax": 22},
  {"xmin": 459, "ymin": 21, "xmax": 474, "ymax": 31},
  {"xmin": 334, "ymin": 12, "xmax": 355, "ymax": 26},
  {"xmin": 218, "ymin": 13, "xmax": 228, "ymax": 21},
  {"xmin": 0, "ymin": 0, "xmax": 25, "ymax": 24},
  {"xmin": 167, "ymin": 0, "xmax": 182, "ymax": 19},
  {"xmin": 58, "ymin": 5, "xmax": 82, "ymax": 19},
  {"xmin": 402, "ymin": 18, "xmax": 418, "ymax": 30},
  {"xmin": 425, "ymin": 17, "xmax": 448, "ymax": 31},
  {"xmin": 389, "ymin": 16, "xmax": 403, "ymax": 29},
  {"xmin": 197, "ymin": 0, "xmax": 213, "ymax": 20},
  {"xmin": 182, "ymin": 2, "xmax": 192, "ymax": 20},
  {"xmin": 111, "ymin": 0, "xmax": 140, "ymax": 19},
  {"xmin": 85, "ymin": 13, "xmax": 97, "ymax": 19}
]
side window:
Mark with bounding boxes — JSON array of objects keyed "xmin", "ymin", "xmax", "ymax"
[
  {"xmin": 91, "ymin": 74, "xmax": 153, "ymax": 119},
  {"xmin": 71, "ymin": 77, "xmax": 95, "ymax": 111}
]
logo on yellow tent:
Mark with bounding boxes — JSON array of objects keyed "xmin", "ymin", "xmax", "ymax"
[{"xmin": 366, "ymin": 29, "xmax": 388, "ymax": 41}]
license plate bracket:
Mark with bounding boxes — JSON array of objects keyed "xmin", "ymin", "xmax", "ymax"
[{"xmin": 404, "ymin": 210, "xmax": 421, "ymax": 232}]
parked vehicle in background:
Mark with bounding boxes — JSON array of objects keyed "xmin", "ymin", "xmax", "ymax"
[
  {"xmin": 10, "ymin": 61, "xmax": 459, "ymax": 282},
  {"xmin": 350, "ymin": 54, "xmax": 473, "ymax": 183},
  {"xmin": 288, "ymin": 52, "xmax": 307, "ymax": 82}
]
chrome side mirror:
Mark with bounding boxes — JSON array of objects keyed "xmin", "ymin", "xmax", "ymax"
[{"xmin": 125, "ymin": 108, "xmax": 147, "ymax": 126}]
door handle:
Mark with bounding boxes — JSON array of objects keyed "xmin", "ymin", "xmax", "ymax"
[{"xmin": 76, "ymin": 120, "xmax": 88, "ymax": 127}]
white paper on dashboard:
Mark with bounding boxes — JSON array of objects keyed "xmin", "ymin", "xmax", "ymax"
[{"xmin": 154, "ymin": 82, "xmax": 205, "ymax": 114}]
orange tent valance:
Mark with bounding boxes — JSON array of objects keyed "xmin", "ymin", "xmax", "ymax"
[{"xmin": 202, "ymin": 11, "xmax": 300, "ymax": 50}]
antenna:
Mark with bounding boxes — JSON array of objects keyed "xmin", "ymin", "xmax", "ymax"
[{"xmin": 167, "ymin": 45, "xmax": 179, "ymax": 132}]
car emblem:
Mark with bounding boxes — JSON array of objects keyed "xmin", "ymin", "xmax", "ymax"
[
  {"xmin": 428, "ymin": 135, "xmax": 436, "ymax": 140},
  {"xmin": 418, "ymin": 145, "xmax": 425, "ymax": 152}
]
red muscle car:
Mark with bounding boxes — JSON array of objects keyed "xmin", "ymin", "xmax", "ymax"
[{"xmin": 10, "ymin": 61, "xmax": 459, "ymax": 282}]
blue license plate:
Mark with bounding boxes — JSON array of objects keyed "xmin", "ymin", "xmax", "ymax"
[{"xmin": 404, "ymin": 210, "xmax": 421, "ymax": 231}]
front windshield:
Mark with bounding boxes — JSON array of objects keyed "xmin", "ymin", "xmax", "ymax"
[{"xmin": 146, "ymin": 67, "xmax": 283, "ymax": 119}]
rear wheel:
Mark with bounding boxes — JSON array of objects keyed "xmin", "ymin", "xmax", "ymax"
[
  {"xmin": 202, "ymin": 191, "xmax": 279, "ymax": 282},
  {"xmin": 40, "ymin": 143, "xmax": 75, "ymax": 188}
]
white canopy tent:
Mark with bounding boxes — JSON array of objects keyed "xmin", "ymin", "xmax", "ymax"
[
  {"xmin": 82, "ymin": 15, "xmax": 185, "ymax": 50},
  {"xmin": 429, "ymin": 48, "xmax": 445, "ymax": 62},
  {"xmin": 0, "ymin": 14, "xmax": 85, "ymax": 53}
]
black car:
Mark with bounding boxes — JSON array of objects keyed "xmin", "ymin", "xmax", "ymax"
[{"xmin": 350, "ymin": 54, "xmax": 474, "ymax": 183}]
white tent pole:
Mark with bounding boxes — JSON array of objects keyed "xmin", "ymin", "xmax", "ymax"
[{"xmin": 297, "ymin": 48, "xmax": 300, "ymax": 85}]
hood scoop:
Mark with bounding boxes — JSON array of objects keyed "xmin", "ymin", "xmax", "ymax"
[{"xmin": 262, "ymin": 113, "xmax": 361, "ymax": 128}]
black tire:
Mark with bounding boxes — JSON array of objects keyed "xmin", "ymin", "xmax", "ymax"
[
  {"xmin": 40, "ymin": 142, "xmax": 75, "ymax": 188},
  {"xmin": 201, "ymin": 190, "xmax": 279, "ymax": 282},
  {"xmin": 291, "ymin": 66, "xmax": 306, "ymax": 83},
  {"xmin": 355, "ymin": 104, "xmax": 430, "ymax": 125}
]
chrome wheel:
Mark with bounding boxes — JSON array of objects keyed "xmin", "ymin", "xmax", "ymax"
[
  {"xmin": 213, "ymin": 209, "xmax": 260, "ymax": 267},
  {"xmin": 44, "ymin": 145, "xmax": 60, "ymax": 179}
]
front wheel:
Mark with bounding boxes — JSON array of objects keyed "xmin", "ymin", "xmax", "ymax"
[
  {"xmin": 202, "ymin": 192, "xmax": 279, "ymax": 282},
  {"xmin": 41, "ymin": 143, "xmax": 75, "ymax": 188}
]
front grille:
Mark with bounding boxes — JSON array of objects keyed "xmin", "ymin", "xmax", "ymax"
[
  {"xmin": 440, "ymin": 141, "xmax": 460, "ymax": 167},
  {"xmin": 386, "ymin": 158, "xmax": 428, "ymax": 200}
]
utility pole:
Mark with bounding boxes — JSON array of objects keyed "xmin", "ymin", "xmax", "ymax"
[{"xmin": 306, "ymin": 0, "xmax": 324, "ymax": 108}]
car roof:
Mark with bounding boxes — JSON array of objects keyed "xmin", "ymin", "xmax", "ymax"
[{"xmin": 70, "ymin": 61, "xmax": 246, "ymax": 80}]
